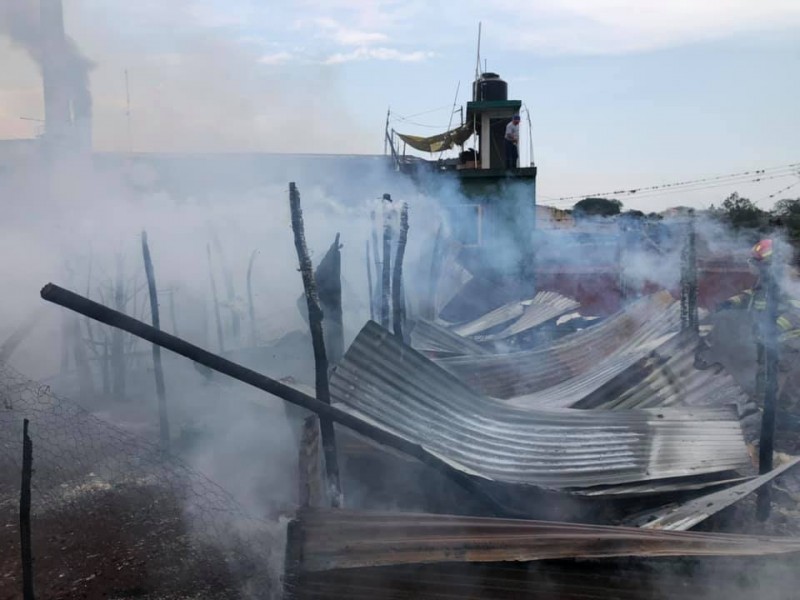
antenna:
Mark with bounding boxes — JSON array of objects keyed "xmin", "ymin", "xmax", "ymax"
[
  {"xmin": 125, "ymin": 69, "xmax": 132, "ymax": 153},
  {"xmin": 475, "ymin": 22, "xmax": 482, "ymax": 82},
  {"xmin": 438, "ymin": 81, "xmax": 461, "ymax": 160}
]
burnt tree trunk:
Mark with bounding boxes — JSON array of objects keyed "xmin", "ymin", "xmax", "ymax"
[
  {"xmin": 392, "ymin": 203, "xmax": 409, "ymax": 340},
  {"xmin": 289, "ymin": 182, "xmax": 343, "ymax": 508},
  {"xmin": 142, "ymin": 231, "xmax": 170, "ymax": 454}
]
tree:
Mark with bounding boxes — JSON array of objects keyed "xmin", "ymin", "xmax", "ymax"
[
  {"xmin": 771, "ymin": 197, "xmax": 800, "ymax": 243},
  {"xmin": 573, "ymin": 197, "xmax": 623, "ymax": 218},
  {"xmin": 716, "ymin": 192, "xmax": 766, "ymax": 230}
]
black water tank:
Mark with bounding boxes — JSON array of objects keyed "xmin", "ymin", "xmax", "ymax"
[{"xmin": 472, "ymin": 72, "xmax": 508, "ymax": 101}]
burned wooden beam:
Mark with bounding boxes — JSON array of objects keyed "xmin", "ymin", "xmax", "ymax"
[
  {"xmin": 141, "ymin": 231, "xmax": 170, "ymax": 454},
  {"xmin": 207, "ymin": 243, "xmax": 225, "ymax": 353},
  {"xmin": 39, "ymin": 283, "xmax": 508, "ymax": 517},
  {"xmin": 315, "ymin": 234, "xmax": 345, "ymax": 366},
  {"xmin": 246, "ymin": 249, "xmax": 258, "ymax": 347},
  {"xmin": 289, "ymin": 182, "xmax": 343, "ymax": 508},
  {"xmin": 392, "ymin": 203, "xmax": 409, "ymax": 340},
  {"xmin": 381, "ymin": 194, "xmax": 392, "ymax": 329},
  {"xmin": 111, "ymin": 253, "xmax": 126, "ymax": 399},
  {"xmin": 366, "ymin": 240, "xmax": 375, "ymax": 322},
  {"xmin": 757, "ymin": 261, "xmax": 780, "ymax": 521}
]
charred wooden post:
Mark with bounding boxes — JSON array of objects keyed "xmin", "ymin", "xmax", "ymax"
[
  {"xmin": 39, "ymin": 283, "xmax": 511, "ymax": 517},
  {"xmin": 247, "ymin": 250, "xmax": 258, "ymax": 347},
  {"xmin": 289, "ymin": 182, "xmax": 343, "ymax": 508},
  {"xmin": 392, "ymin": 203, "xmax": 410, "ymax": 340},
  {"xmin": 757, "ymin": 261, "xmax": 780, "ymax": 521},
  {"xmin": 111, "ymin": 253, "xmax": 126, "ymax": 399},
  {"xmin": 207, "ymin": 244, "xmax": 225, "ymax": 353},
  {"xmin": 212, "ymin": 233, "xmax": 241, "ymax": 341},
  {"xmin": 141, "ymin": 231, "xmax": 170, "ymax": 454},
  {"xmin": 680, "ymin": 212, "xmax": 699, "ymax": 333},
  {"xmin": 168, "ymin": 288, "xmax": 180, "ymax": 337},
  {"xmin": 381, "ymin": 194, "xmax": 393, "ymax": 329},
  {"xmin": 315, "ymin": 234, "xmax": 344, "ymax": 365},
  {"xmin": 20, "ymin": 419, "xmax": 34, "ymax": 600},
  {"xmin": 366, "ymin": 240, "xmax": 375, "ymax": 321}
]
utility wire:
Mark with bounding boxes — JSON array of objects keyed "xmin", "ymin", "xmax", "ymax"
[
  {"xmin": 553, "ymin": 162, "xmax": 800, "ymax": 203},
  {"xmin": 546, "ymin": 172, "xmax": 798, "ymax": 208}
]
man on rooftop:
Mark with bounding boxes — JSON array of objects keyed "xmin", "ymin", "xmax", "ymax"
[{"xmin": 504, "ymin": 114, "xmax": 521, "ymax": 170}]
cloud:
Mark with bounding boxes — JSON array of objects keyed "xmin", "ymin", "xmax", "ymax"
[
  {"xmin": 259, "ymin": 51, "xmax": 294, "ymax": 65},
  {"xmin": 492, "ymin": 0, "xmax": 800, "ymax": 54},
  {"xmin": 301, "ymin": 17, "xmax": 389, "ymax": 46},
  {"xmin": 324, "ymin": 46, "xmax": 432, "ymax": 64}
]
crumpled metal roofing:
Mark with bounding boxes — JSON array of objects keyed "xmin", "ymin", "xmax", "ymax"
[
  {"xmin": 479, "ymin": 291, "xmax": 581, "ymax": 341},
  {"xmin": 449, "ymin": 291, "xmax": 579, "ymax": 340},
  {"xmin": 409, "ymin": 319, "xmax": 490, "ymax": 356},
  {"xmin": 450, "ymin": 298, "xmax": 525, "ymax": 337},
  {"xmin": 329, "ymin": 321, "xmax": 751, "ymax": 490},
  {"xmin": 289, "ymin": 508, "xmax": 800, "ymax": 573},
  {"xmin": 626, "ymin": 457, "xmax": 800, "ymax": 531},
  {"xmin": 439, "ymin": 291, "xmax": 680, "ymax": 401},
  {"xmin": 574, "ymin": 332, "xmax": 752, "ymax": 414}
]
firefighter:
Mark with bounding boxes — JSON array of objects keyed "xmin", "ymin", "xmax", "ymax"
[{"xmin": 715, "ymin": 239, "xmax": 800, "ymax": 411}]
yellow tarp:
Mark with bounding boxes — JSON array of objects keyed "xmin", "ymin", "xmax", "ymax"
[{"xmin": 396, "ymin": 122, "xmax": 474, "ymax": 153}]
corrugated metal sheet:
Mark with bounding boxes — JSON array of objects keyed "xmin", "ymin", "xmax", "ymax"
[
  {"xmin": 438, "ymin": 292, "xmax": 680, "ymax": 400},
  {"xmin": 505, "ymin": 336, "xmax": 674, "ymax": 410},
  {"xmin": 627, "ymin": 458, "xmax": 800, "ymax": 531},
  {"xmin": 409, "ymin": 319, "xmax": 490, "ymax": 356},
  {"xmin": 450, "ymin": 300, "xmax": 525, "ymax": 337},
  {"xmin": 479, "ymin": 291, "xmax": 580, "ymax": 341},
  {"xmin": 574, "ymin": 332, "xmax": 752, "ymax": 414},
  {"xmin": 329, "ymin": 321, "xmax": 751, "ymax": 490},
  {"xmin": 289, "ymin": 509, "xmax": 800, "ymax": 572}
]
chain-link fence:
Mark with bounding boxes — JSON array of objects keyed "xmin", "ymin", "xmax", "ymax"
[{"xmin": 0, "ymin": 363, "xmax": 282, "ymax": 599}]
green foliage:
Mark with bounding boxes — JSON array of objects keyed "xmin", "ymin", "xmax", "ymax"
[
  {"xmin": 771, "ymin": 197, "xmax": 800, "ymax": 242},
  {"xmin": 716, "ymin": 192, "xmax": 767, "ymax": 230},
  {"xmin": 573, "ymin": 197, "xmax": 623, "ymax": 218}
]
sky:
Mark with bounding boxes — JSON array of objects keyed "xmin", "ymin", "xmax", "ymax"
[{"xmin": 1, "ymin": 0, "xmax": 799, "ymax": 211}]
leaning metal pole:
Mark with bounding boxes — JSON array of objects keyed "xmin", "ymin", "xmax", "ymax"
[
  {"xmin": 40, "ymin": 283, "xmax": 509, "ymax": 517},
  {"xmin": 289, "ymin": 182, "xmax": 343, "ymax": 508}
]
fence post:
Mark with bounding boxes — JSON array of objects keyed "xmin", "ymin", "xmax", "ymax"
[
  {"xmin": 141, "ymin": 231, "xmax": 170, "ymax": 454},
  {"xmin": 392, "ymin": 203, "xmax": 409, "ymax": 340},
  {"xmin": 381, "ymin": 194, "xmax": 393, "ymax": 329},
  {"xmin": 757, "ymin": 260, "xmax": 780, "ymax": 520},
  {"xmin": 20, "ymin": 418, "xmax": 35, "ymax": 600},
  {"xmin": 289, "ymin": 182, "xmax": 343, "ymax": 508}
]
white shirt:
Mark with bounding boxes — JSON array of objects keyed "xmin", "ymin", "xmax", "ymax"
[{"xmin": 505, "ymin": 121, "xmax": 519, "ymax": 142}]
